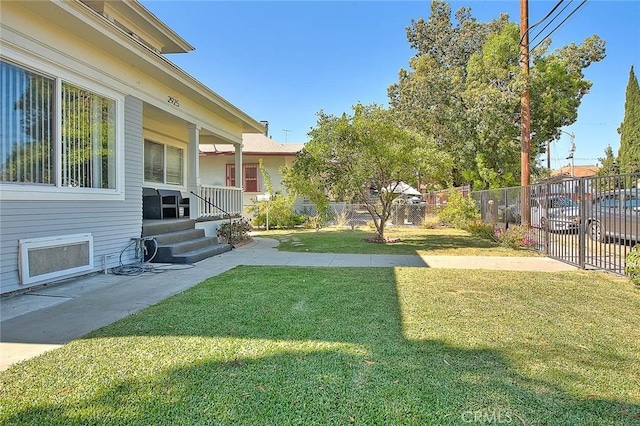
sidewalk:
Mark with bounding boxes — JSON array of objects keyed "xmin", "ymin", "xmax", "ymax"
[{"xmin": 0, "ymin": 237, "xmax": 576, "ymax": 371}]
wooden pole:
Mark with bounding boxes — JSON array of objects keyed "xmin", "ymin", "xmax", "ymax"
[{"xmin": 520, "ymin": 0, "xmax": 531, "ymax": 226}]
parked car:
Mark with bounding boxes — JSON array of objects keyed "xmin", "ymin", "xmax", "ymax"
[
  {"xmin": 394, "ymin": 194, "xmax": 426, "ymax": 204},
  {"xmin": 585, "ymin": 189, "xmax": 640, "ymax": 243},
  {"xmin": 530, "ymin": 195, "xmax": 580, "ymax": 232}
]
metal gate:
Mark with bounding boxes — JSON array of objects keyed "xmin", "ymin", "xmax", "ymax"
[{"xmin": 471, "ymin": 174, "xmax": 640, "ymax": 276}]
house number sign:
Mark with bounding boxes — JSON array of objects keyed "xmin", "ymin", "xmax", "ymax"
[{"xmin": 168, "ymin": 96, "xmax": 180, "ymax": 107}]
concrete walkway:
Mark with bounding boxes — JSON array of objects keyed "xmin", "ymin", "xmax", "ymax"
[{"xmin": 0, "ymin": 237, "xmax": 576, "ymax": 371}]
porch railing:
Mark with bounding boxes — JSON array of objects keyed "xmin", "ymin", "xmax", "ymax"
[{"xmin": 196, "ymin": 185, "xmax": 243, "ymax": 218}]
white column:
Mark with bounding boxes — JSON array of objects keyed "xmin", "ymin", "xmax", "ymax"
[
  {"xmin": 234, "ymin": 142, "xmax": 243, "ymax": 215},
  {"xmin": 234, "ymin": 142, "xmax": 243, "ymax": 189},
  {"xmin": 187, "ymin": 123, "xmax": 201, "ymax": 219}
]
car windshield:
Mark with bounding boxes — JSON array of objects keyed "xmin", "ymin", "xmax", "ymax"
[{"xmin": 549, "ymin": 197, "xmax": 576, "ymax": 208}]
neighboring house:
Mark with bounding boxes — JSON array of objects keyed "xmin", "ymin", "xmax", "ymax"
[
  {"xmin": 551, "ymin": 164, "xmax": 599, "ymax": 179},
  {"xmin": 0, "ymin": 1, "xmax": 265, "ymax": 294},
  {"xmin": 199, "ymin": 133, "xmax": 304, "ymax": 208},
  {"xmin": 542, "ymin": 165, "xmax": 600, "ymax": 200}
]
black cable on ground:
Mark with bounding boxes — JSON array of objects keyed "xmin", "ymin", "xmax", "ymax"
[{"xmin": 111, "ymin": 237, "xmax": 162, "ymax": 276}]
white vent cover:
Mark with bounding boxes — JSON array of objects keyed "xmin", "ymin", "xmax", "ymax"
[{"xmin": 19, "ymin": 234, "xmax": 94, "ymax": 285}]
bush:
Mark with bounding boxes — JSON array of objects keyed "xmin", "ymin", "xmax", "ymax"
[
  {"xmin": 216, "ymin": 218, "xmax": 252, "ymax": 243},
  {"xmin": 465, "ymin": 220, "xmax": 496, "ymax": 241},
  {"xmin": 438, "ymin": 189, "xmax": 480, "ymax": 229},
  {"xmin": 333, "ymin": 207, "xmax": 352, "ymax": 227},
  {"xmin": 625, "ymin": 244, "xmax": 640, "ymax": 286},
  {"xmin": 248, "ymin": 194, "xmax": 305, "ymax": 229},
  {"xmin": 493, "ymin": 225, "xmax": 537, "ymax": 250},
  {"xmin": 421, "ymin": 214, "xmax": 441, "ymax": 229}
]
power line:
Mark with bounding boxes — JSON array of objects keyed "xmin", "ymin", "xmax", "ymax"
[
  {"xmin": 529, "ymin": 0, "xmax": 574, "ymax": 45},
  {"xmin": 531, "ymin": 0, "xmax": 588, "ymax": 52},
  {"xmin": 519, "ymin": 0, "xmax": 565, "ymax": 46}
]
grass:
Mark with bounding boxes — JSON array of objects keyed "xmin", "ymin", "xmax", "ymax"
[
  {"xmin": 253, "ymin": 226, "xmax": 541, "ymax": 257},
  {"xmin": 1, "ymin": 266, "xmax": 639, "ymax": 425}
]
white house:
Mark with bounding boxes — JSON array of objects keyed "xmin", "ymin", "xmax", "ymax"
[
  {"xmin": 199, "ymin": 133, "xmax": 304, "ymax": 209},
  {"xmin": 0, "ymin": 0, "xmax": 265, "ymax": 294}
]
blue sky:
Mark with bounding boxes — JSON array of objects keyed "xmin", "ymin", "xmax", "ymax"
[{"xmin": 143, "ymin": 0, "xmax": 639, "ymax": 170}]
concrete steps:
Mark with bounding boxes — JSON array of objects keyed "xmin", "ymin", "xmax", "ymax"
[{"xmin": 142, "ymin": 219, "xmax": 232, "ymax": 264}]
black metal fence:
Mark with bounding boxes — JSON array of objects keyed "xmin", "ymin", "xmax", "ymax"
[{"xmin": 471, "ymin": 174, "xmax": 640, "ymax": 276}]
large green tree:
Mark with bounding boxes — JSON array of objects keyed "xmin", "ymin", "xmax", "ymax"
[
  {"xmin": 283, "ymin": 104, "xmax": 425, "ymax": 241},
  {"xmin": 389, "ymin": 0, "xmax": 605, "ymax": 190},
  {"xmin": 617, "ymin": 66, "xmax": 640, "ymax": 174}
]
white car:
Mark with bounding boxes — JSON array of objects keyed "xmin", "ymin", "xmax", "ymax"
[{"xmin": 530, "ymin": 195, "xmax": 580, "ymax": 231}]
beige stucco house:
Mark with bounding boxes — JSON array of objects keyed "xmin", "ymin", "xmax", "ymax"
[
  {"xmin": 199, "ymin": 133, "xmax": 304, "ymax": 209},
  {"xmin": 0, "ymin": 0, "xmax": 264, "ymax": 294}
]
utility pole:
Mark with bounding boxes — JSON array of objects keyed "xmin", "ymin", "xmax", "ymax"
[
  {"xmin": 283, "ymin": 129, "xmax": 291, "ymax": 143},
  {"xmin": 560, "ymin": 130, "xmax": 576, "ymax": 177},
  {"xmin": 520, "ymin": 0, "xmax": 531, "ymax": 225}
]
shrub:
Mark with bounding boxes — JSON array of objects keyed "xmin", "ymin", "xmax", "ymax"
[
  {"xmin": 248, "ymin": 193, "xmax": 305, "ymax": 229},
  {"xmin": 465, "ymin": 220, "xmax": 496, "ymax": 241},
  {"xmin": 216, "ymin": 218, "xmax": 252, "ymax": 243},
  {"xmin": 247, "ymin": 159, "xmax": 306, "ymax": 229},
  {"xmin": 493, "ymin": 225, "xmax": 538, "ymax": 250},
  {"xmin": 333, "ymin": 207, "xmax": 352, "ymax": 227},
  {"xmin": 421, "ymin": 214, "xmax": 441, "ymax": 229},
  {"xmin": 438, "ymin": 189, "xmax": 480, "ymax": 229},
  {"xmin": 624, "ymin": 244, "xmax": 640, "ymax": 286}
]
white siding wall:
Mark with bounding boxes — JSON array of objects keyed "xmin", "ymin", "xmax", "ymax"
[{"xmin": 0, "ymin": 96, "xmax": 143, "ymax": 294}]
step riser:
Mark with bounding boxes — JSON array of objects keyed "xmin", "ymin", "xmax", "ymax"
[
  {"xmin": 154, "ymin": 229, "xmax": 207, "ymax": 245},
  {"xmin": 142, "ymin": 220, "xmax": 196, "ymax": 237},
  {"xmin": 167, "ymin": 245, "xmax": 233, "ymax": 264},
  {"xmin": 153, "ymin": 244, "xmax": 232, "ymax": 264},
  {"xmin": 142, "ymin": 220, "xmax": 230, "ymax": 264},
  {"xmin": 156, "ymin": 237, "xmax": 218, "ymax": 256}
]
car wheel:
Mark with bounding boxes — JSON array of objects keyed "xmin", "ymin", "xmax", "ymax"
[{"xmin": 588, "ymin": 221, "xmax": 603, "ymax": 242}]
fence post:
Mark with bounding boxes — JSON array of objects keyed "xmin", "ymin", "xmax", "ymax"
[
  {"xmin": 578, "ymin": 177, "xmax": 586, "ymax": 269},
  {"xmin": 504, "ymin": 188, "xmax": 508, "ymax": 228},
  {"xmin": 544, "ymin": 182, "xmax": 550, "ymax": 255}
]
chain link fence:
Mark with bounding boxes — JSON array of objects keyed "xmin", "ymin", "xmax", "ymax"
[{"xmin": 297, "ymin": 202, "xmax": 441, "ymax": 228}]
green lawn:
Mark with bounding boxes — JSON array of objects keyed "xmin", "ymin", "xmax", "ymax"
[
  {"xmin": 1, "ymin": 266, "xmax": 638, "ymax": 424},
  {"xmin": 253, "ymin": 226, "xmax": 541, "ymax": 256}
]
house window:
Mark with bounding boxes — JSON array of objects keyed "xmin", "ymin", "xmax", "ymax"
[
  {"xmin": 1, "ymin": 59, "xmax": 117, "ymax": 189},
  {"xmin": 244, "ymin": 163, "xmax": 258, "ymax": 192},
  {"xmin": 61, "ymin": 83, "xmax": 116, "ymax": 188},
  {"xmin": 144, "ymin": 140, "xmax": 183, "ymax": 185},
  {"xmin": 226, "ymin": 164, "xmax": 235, "ymax": 187},
  {"xmin": 225, "ymin": 163, "xmax": 259, "ymax": 192}
]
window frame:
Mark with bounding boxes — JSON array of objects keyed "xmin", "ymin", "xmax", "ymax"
[
  {"xmin": 143, "ymin": 139, "xmax": 185, "ymax": 187},
  {"xmin": 0, "ymin": 52, "xmax": 125, "ymax": 201},
  {"xmin": 225, "ymin": 163, "xmax": 260, "ymax": 193}
]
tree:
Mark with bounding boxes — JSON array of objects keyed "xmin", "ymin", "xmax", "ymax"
[
  {"xmin": 463, "ymin": 22, "xmax": 522, "ymax": 189},
  {"xmin": 281, "ymin": 147, "xmax": 333, "ymax": 228},
  {"xmin": 283, "ymin": 104, "xmax": 422, "ymax": 241},
  {"xmin": 389, "ymin": 0, "xmax": 605, "ymax": 190},
  {"xmin": 595, "ymin": 144, "xmax": 622, "ymax": 191},
  {"xmin": 388, "ymin": 1, "xmax": 501, "ymax": 187},
  {"xmin": 597, "ymin": 145, "xmax": 619, "ymax": 177},
  {"xmin": 617, "ymin": 66, "xmax": 640, "ymax": 174}
]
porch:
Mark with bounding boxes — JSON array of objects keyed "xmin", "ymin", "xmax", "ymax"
[
  {"xmin": 140, "ymin": 185, "xmax": 244, "ymax": 264},
  {"xmin": 142, "ymin": 184, "xmax": 243, "ymax": 220}
]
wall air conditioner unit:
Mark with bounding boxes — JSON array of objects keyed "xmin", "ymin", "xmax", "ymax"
[{"xmin": 19, "ymin": 234, "xmax": 94, "ymax": 286}]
